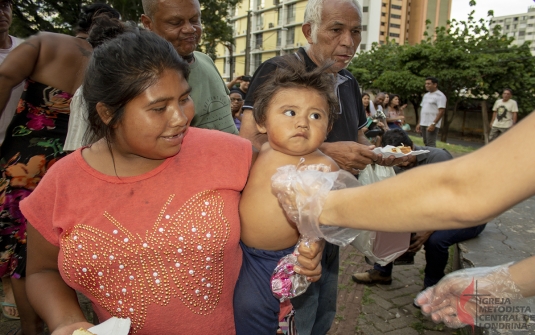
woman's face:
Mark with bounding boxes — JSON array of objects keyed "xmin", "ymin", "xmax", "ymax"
[
  {"xmin": 111, "ymin": 69, "xmax": 193, "ymax": 161},
  {"xmin": 362, "ymin": 95, "xmax": 370, "ymax": 107},
  {"xmin": 390, "ymin": 96, "xmax": 399, "ymax": 106},
  {"xmin": 383, "ymin": 95, "xmax": 390, "ymax": 105}
]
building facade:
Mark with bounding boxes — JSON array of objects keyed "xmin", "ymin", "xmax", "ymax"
[
  {"xmin": 215, "ymin": 0, "xmax": 451, "ymax": 80},
  {"xmin": 490, "ymin": 6, "xmax": 535, "ymax": 55}
]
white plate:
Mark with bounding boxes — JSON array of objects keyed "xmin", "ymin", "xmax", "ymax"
[{"xmin": 373, "ymin": 146, "xmax": 429, "ymax": 158}]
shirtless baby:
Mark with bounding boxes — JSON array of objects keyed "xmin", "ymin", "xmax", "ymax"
[{"xmin": 234, "ymin": 57, "xmax": 340, "ymax": 334}]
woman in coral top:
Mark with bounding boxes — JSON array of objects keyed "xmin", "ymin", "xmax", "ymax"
[{"xmin": 20, "ymin": 19, "xmax": 321, "ymax": 335}]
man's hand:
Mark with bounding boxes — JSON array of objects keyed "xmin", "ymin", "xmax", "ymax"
[
  {"xmin": 376, "ymin": 155, "xmax": 410, "ymax": 167},
  {"xmin": 319, "ymin": 141, "xmax": 376, "ymax": 174},
  {"xmin": 416, "ymin": 124, "xmax": 421, "ymax": 133},
  {"xmin": 295, "ymin": 239, "xmax": 325, "ymax": 282},
  {"xmin": 428, "ymin": 124, "xmax": 436, "ymax": 132},
  {"xmin": 408, "ymin": 231, "xmax": 434, "ymax": 252}
]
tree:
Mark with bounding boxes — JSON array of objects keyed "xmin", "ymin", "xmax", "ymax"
[
  {"xmin": 10, "ymin": 0, "xmax": 87, "ymax": 37},
  {"xmin": 9, "ymin": 0, "xmax": 239, "ymax": 61},
  {"xmin": 349, "ymin": 0, "xmax": 535, "ymax": 142}
]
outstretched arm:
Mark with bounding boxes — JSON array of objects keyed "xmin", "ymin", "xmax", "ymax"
[
  {"xmin": 26, "ymin": 224, "xmax": 93, "ymax": 335},
  {"xmin": 319, "ymin": 112, "xmax": 535, "ymax": 232}
]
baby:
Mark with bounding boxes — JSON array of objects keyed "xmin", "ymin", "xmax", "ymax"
[{"xmin": 234, "ymin": 57, "xmax": 340, "ymax": 334}]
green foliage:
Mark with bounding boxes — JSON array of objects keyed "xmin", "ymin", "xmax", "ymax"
[
  {"xmin": 349, "ymin": 0, "xmax": 535, "ymax": 140},
  {"xmin": 9, "ymin": 0, "xmax": 239, "ymax": 61},
  {"xmin": 199, "ymin": 0, "xmax": 241, "ymax": 60},
  {"xmin": 10, "ymin": 0, "xmax": 88, "ymax": 36}
]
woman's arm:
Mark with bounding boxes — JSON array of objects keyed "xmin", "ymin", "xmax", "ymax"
[
  {"xmin": 0, "ymin": 36, "xmax": 41, "ymax": 116},
  {"xmin": 26, "ymin": 224, "xmax": 93, "ymax": 334},
  {"xmin": 320, "ymin": 111, "xmax": 535, "ymax": 232}
]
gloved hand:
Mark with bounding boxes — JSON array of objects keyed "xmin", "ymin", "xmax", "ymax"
[{"xmin": 415, "ymin": 263, "xmax": 523, "ymax": 329}]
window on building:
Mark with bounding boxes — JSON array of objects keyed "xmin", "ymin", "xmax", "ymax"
[
  {"xmin": 362, "ymin": 25, "xmax": 367, "ymax": 31},
  {"xmin": 514, "ymin": 24, "xmax": 517, "ymax": 29},
  {"xmin": 506, "ymin": 25, "xmax": 510, "ymax": 29},
  {"xmin": 382, "ymin": 12, "xmax": 386, "ymax": 17},
  {"xmin": 389, "ymin": 33, "xmax": 400, "ymax": 38},
  {"xmin": 381, "ymin": 22, "xmax": 385, "ymax": 26},
  {"xmin": 391, "ymin": 4, "xmax": 402, "ymax": 10},
  {"xmin": 513, "ymin": 17, "xmax": 518, "ymax": 21},
  {"xmin": 286, "ymin": 26, "xmax": 295, "ymax": 45},
  {"xmin": 256, "ymin": 13, "xmax": 264, "ymax": 29},
  {"xmin": 363, "ymin": 6, "xmax": 368, "ymax": 12},
  {"xmin": 382, "ymin": 3, "xmax": 387, "ymax": 7},
  {"xmin": 519, "ymin": 30, "xmax": 526, "ymax": 36},
  {"xmin": 287, "ymin": 4, "xmax": 296, "ymax": 24},
  {"xmin": 391, "ymin": 14, "xmax": 401, "ymax": 19},
  {"xmin": 390, "ymin": 23, "xmax": 400, "ymax": 28},
  {"xmin": 255, "ymin": 33, "xmax": 263, "ymax": 49},
  {"xmin": 278, "ymin": 7, "xmax": 283, "ymax": 25},
  {"xmin": 254, "ymin": 53, "xmax": 262, "ymax": 69},
  {"xmin": 360, "ymin": 44, "xmax": 366, "ymax": 51},
  {"xmin": 380, "ymin": 32, "xmax": 385, "ymax": 35},
  {"xmin": 276, "ymin": 30, "xmax": 281, "ymax": 47}
]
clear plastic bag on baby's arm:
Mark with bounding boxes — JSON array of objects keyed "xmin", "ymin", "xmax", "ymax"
[{"xmin": 270, "ymin": 160, "xmax": 361, "ymax": 301}]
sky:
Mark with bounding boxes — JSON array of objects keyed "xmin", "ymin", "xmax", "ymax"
[{"xmin": 450, "ymin": 0, "xmax": 535, "ymax": 23}]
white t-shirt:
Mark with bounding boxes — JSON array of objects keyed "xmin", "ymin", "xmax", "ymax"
[
  {"xmin": 0, "ymin": 36, "xmax": 25, "ymax": 145},
  {"xmin": 492, "ymin": 98, "xmax": 518, "ymax": 129},
  {"xmin": 64, "ymin": 86, "xmax": 88, "ymax": 151},
  {"xmin": 420, "ymin": 90, "xmax": 447, "ymax": 128},
  {"xmin": 369, "ymin": 100, "xmax": 377, "ymax": 117}
]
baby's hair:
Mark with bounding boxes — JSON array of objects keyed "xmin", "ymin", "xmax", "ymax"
[
  {"xmin": 82, "ymin": 16, "xmax": 189, "ymax": 145},
  {"xmin": 253, "ymin": 56, "xmax": 339, "ymax": 130},
  {"xmin": 382, "ymin": 129, "xmax": 413, "ymax": 148}
]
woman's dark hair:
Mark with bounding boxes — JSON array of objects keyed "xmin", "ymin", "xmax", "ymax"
[
  {"xmin": 82, "ymin": 16, "xmax": 190, "ymax": 145},
  {"xmin": 253, "ymin": 56, "xmax": 339, "ymax": 130},
  {"xmin": 388, "ymin": 94, "xmax": 400, "ymax": 112},
  {"xmin": 362, "ymin": 92, "xmax": 371, "ymax": 114},
  {"xmin": 76, "ymin": 3, "xmax": 121, "ymax": 34}
]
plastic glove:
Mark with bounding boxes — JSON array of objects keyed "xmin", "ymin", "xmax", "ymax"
[
  {"xmin": 415, "ymin": 263, "xmax": 523, "ymax": 329},
  {"xmin": 271, "ymin": 159, "xmax": 361, "ymax": 246}
]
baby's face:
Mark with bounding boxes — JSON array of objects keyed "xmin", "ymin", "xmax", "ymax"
[{"xmin": 257, "ymin": 87, "xmax": 330, "ymax": 156}]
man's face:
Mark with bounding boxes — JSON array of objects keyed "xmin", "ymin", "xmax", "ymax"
[
  {"xmin": 425, "ymin": 80, "xmax": 437, "ymax": 92},
  {"xmin": 240, "ymin": 80, "xmax": 250, "ymax": 93},
  {"xmin": 502, "ymin": 90, "xmax": 512, "ymax": 102},
  {"xmin": 374, "ymin": 94, "xmax": 385, "ymax": 106},
  {"xmin": 0, "ymin": 1, "xmax": 13, "ymax": 34},
  {"xmin": 303, "ymin": 0, "xmax": 362, "ymax": 72},
  {"xmin": 141, "ymin": 0, "xmax": 202, "ymax": 58}
]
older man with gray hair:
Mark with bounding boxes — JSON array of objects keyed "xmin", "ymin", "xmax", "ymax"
[{"xmin": 238, "ymin": 0, "xmax": 405, "ymax": 334}]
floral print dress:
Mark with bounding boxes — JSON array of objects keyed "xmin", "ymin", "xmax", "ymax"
[{"xmin": 0, "ymin": 79, "xmax": 73, "ymax": 278}]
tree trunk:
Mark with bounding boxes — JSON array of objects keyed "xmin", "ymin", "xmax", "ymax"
[
  {"xmin": 481, "ymin": 100, "xmax": 490, "ymax": 144},
  {"xmin": 440, "ymin": 101, "xmax": 456, "ymax": 142}
]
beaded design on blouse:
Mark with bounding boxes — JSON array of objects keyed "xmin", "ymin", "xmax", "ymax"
[{"xmin": 60, "ymin": 190, "xmax": 230, "ymax": 334}]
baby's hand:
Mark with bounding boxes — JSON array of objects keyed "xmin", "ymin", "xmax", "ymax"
[{"xmin": 294, "ymin": 239, "xmax": 324, "ymax": 282}]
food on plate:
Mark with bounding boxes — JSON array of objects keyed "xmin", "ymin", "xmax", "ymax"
[
  {"xmin": 398, "ymin": 145, "xmax": 412, "ymax": 154},
  {"xmin": 72, "ymin": 328, "xmax": 95, "ymax": 335}
]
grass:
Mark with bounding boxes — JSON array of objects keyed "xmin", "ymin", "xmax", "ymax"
[
  {"xmin": 361, "ymin": 286, "xmax": 375, "ymax": 305},
  {"xmin": 409, "ymin": 135, "xmax": 477, "ymax": 155}
]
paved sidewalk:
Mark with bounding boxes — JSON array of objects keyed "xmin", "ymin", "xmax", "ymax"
[{"xmin": 328, "ymin": 246, "xmax": 460, "ymax": 335}]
